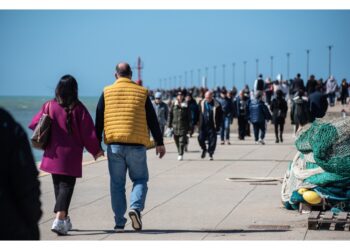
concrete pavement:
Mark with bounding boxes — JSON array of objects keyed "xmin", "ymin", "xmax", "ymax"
[{"xmin": 38, "ymin": 133, "xmax": 350, "ymax": 240}]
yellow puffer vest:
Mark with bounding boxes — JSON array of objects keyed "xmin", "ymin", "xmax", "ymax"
[{"xmin": 103, "ymin": 78, "xmax": 151, "ymax": 147}]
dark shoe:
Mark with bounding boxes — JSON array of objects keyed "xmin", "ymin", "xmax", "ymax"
[
  {"xmin": 209, "ymin": 154, "xmax": 213, "ymax": 161},
  {"xmin": 227, "ymin": 141, "xmax": 231, "ymax": 145},
  {"xmin": 275, "ymin": 138, "xmax": 279, "ymax": 143},
  {"xmin": 129, "ymin": 209, "xmax": 142, "ymax": 231},
  {"xmin": 220, "ymin": 141, "xmax": 225, "ymax": 145},
  {"xmin": 201, "ymin": 150, "xmax": 207, "ymax": 159},
  {"xmin": 114, "ymin": 225, "xmax": 125, "ymax": 233},
  {"xmin": 280, "ymin": 136, "xmax": 283, "ymax": 143}
]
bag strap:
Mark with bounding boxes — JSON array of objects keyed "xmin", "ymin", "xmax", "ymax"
[{"xmin": 44, "ymin": 100, "xmax": 52, "ymax": 118}]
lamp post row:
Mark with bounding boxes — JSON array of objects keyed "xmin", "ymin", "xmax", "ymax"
[{"xmin": 159, "ymin": 46, "xmax": 334, "ymax": 89}]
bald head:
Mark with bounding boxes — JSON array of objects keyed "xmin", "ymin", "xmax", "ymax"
[
  {"xmin": 205, "ymin": 91, "xmax": 213, "ymax": 102},
  {"xmin": 116, "ymin": 62, "xmax": 132, "ymax": 79}
]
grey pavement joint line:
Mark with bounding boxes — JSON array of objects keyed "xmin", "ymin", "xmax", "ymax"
[
  {"xmin": 201, "ymin": 152, "xmax": 285, "ymax": 240},
  {"xmin": 39, "ymin": 154, "xmax": 187, "ymax": 225},
  {"xmin": 101, "ymin": 162, "xmax": 233, "ymax": 240},
  {"xmin": 106, "ymin": 145, "xmax": 262, "ymax": 240}
]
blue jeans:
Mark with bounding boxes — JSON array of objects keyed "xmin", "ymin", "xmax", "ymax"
[
  {"xmin": 220, "ymin": 116, "xmax": 231, "ymax": 141},
  {"xmin": 107, "ymin": 144, "xmax": 149, "ymax": 227},
  {"xmin": 328, "ymin": 92, "xmax": 335, "ymax": 106}
]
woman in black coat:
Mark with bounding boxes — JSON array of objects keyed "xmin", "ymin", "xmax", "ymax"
[{"xmin": 270, "ymin": 90, "xmax": 288, "ymax": 143}]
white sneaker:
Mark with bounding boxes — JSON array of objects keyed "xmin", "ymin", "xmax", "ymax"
[
  {"xmin": 64, "ymin": 216, "xmax": 72, "ymax": 231},
  {"xmin": 177, "ymin": 155, "xmax": 183, "ymax": 161},
  {"xmin": 259, "ymin": 139, "xmax": 265, "ymax": 145},
  {"xmin": 255, "ymin": 141, "xmax": 259, "ymax": 145},
  {"xmin": 51, "ymin": 219, "xmax": 68, "ymax": 236}
]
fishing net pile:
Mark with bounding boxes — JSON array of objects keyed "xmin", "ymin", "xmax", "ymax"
[{"xmin": 281, "ymin": 116, "xmax": 350, "ymax": 212}]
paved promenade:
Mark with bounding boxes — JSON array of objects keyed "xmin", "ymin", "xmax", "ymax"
[{"xmin": 38, "ymin": 133, "xmax": 349, "ymax": 240}]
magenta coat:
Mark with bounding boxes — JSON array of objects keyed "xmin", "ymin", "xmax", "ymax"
[{"xmin": 29, "ymin": 99, "xmax": 100, "ymax": 178}]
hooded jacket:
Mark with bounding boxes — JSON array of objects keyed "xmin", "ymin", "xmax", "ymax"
[{"xmin": 168, "ymin": 100, "xmax": 191, "ymax": 136}]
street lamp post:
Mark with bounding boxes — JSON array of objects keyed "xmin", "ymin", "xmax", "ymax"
[
  {"xmin": 232, "ymin": 63, "xmax": 236, "ymax": 85},
  {"xmin": 306, "ymin": 49, "xmax": 310, "ymax": 79},
  {"xmin": 190, "ymin": 70, "xmax": 193, "ymax": 87},
  {"xmin": 286, "ymin": 52, "xmax": 290, "ymax": 81},
  {"xmin": 243, "ymin": 61, "xmax": 247, "ymax": 84},
  {"xmin": 222, "ymin": 64, "xmax": 226, "ymax": 87},
  {"xmin": 213, "ymin": 65, "xmax": 217, "ymax": 88},
  {"xmin": 197, "ymin": 69, "xmax": 201, "ymax": 87},
  {"xmin": 270, "ymin": 56, "xmax": 274, "ymax": 79},
  {"xmin": 328, "ymin": 45, "xmax": 334, "ymax": 77}
]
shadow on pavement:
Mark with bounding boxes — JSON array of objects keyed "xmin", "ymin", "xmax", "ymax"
[
  {"xmin": 65, "ymin": 228, "xmax": 290, "ymax": 236},
  {"xmin": 139, "ymin": 229, "xmax": 290, "ymax": 234}
]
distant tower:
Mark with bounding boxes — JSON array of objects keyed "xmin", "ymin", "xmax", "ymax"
[{"xmin": 136, "ymin": 56, "xmax": 144, "ymax": 86}]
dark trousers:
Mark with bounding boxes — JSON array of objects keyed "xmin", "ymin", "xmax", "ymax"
[
  {"xmin": 174, "ymin": 134, "xmax": 188, "ymax": 155},
  {"xmin": 198, "ymin": 127, "xmax": 217, "ymax": 155},
  {"xmin": 274, "ymin": 122, "xmax": 284, "ymax": 140},
  {"xmin": 252, "ymin": 122, "xmax": 266, "ymax": 142},
  {"xmin": 52, "ymin": 174, "xmax": 76, "ymax": 215},
  {"xmin": 238, "ymin": 116, "xmax": 247, "ymax": 139}
]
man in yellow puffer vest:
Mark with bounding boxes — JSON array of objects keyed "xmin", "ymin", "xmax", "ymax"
[{"xmin": 95, "ymin": 62, "xmax": 166, "ymax": 232}]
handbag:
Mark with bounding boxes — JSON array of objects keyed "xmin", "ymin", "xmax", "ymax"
[{"xmin": 31, "ymin": 101, "xmax": 52, "ymax": 150}]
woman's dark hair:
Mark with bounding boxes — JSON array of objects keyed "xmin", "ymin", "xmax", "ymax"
[{"xmin": 55, "ymin": 75, "xmax": 79, "ymax": 134}]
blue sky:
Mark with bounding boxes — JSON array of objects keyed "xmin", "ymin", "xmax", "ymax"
[{"xmin": 0, "ymin": 10, "xmax": 349, "ymax": 96}]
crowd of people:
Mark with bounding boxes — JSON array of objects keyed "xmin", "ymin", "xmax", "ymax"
[
  {"xmin": 150, "ymin": 73, "xmax": 348, "ymax": 160},
  {"xmin": 1, "ymin": 62, "xmax": 347, "ymax": 239}
]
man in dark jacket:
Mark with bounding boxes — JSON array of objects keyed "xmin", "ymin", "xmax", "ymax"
[
  {"xmin": 306, "ymin": 74, "xmax": 318, "ymax": 96},
  {"xmin": 218, "ymin": 90, "xmax": 234, "ymax": 145},
  {"xmin": 198, "ymin": 91, "xmax": 223, "ymax": 160},
  {"xmin": 270, "ymin": 90, "xmax": 288, "ymax": 143},
  {"xmin": 0, "ymin": 108, "xmax": 42, "ymax": 240},
  {"xmin": 153, "ymin": 92, "xmax": 169, "ymax": 137},
  {"xmin": 235, "ymin": 91, "xmax": 250, "ymax": 140},
  {"xmin": 249, "ymin": 92, "xmax": 272, "ymax": 145},
  {"xmin": 308, "ymin": 84, "xmax": 328, "ymax": 122},
  {"xmin": 185, "ymin": 92, "xmax": 199, "ymax": 136},
  {"xmin": 291, "ymin": 73, "xmax": 306, "ymax": 96}
]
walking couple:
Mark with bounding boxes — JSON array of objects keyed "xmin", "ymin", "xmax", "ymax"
[{"xmin": 29, "ymin": 62, "xmax": 166, "ymax": 235}]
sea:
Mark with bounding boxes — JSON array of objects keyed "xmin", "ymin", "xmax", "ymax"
[{"xmin": 0, "ymin": 96, "xmax": 100, "ymax": 162}]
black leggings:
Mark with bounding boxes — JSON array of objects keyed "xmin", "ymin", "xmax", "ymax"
[{"xmin": 52, "ymin": 174, "xmax": 76, "ymax": 215}]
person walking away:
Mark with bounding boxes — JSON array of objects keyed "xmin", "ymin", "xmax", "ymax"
[
  {"xmin": 153, "ymin": 92, "xmax": 169, "ymax": 137},
  {"xmin": 326, "ymin": 75, "xmax": 338, "ymax": 107},
  {"xmin": 218, "ymin": 89, "xmax": 234, "ymax": 145},
  {"xmin": 291, "ymin": 73, "xmax": 306, "ymax": 96},
  {"xmin": 270, "ymin": 90, "xmax": 288, "ymax": 143},
  {"xmin": 29, "ymin": 75, "xmax": 104, "ymax": 236},
  {"xmin": 249, "ymin": 91, "xmax": 272, "ymax": 145},
  {"xmin": 168, "ymin": 91, "xmax": 192, "ymax": 161},
  {"xmin": 308, "ymin": 84, "xmax": 328, "ymax": 122},
  {"xmin": 235, "ymin": 90, "xmax": 250, "ymax": 140},
  {"xmin": 198, "ymin": 91, "xmax": 223, "ymax": 160},
  {"xmin": 265, "ymin": 77, "xmax": 274, "ymax": 106},
  {"xmin": 340, "ymin": 79, "xmax": 349, "ymax": 107},
  {"xmin": 1, "ymin": 108, "xmax": 42, "ymax": 240},
  {"xmin": 95, "ymin": 62, "xmax": 166, "ymax": 232},
  {"xmin": 185, "ymin": 91, "xmax": 199, "ymax": 151},
  {"xmin": 306, "ymin": 75, "xmax": 318, "ymax": 96},
  {"xmin": 254, "ymin": 74, "xmax": 265, "ymax": 95},
  {"xmin": 291, "ymin": 90, "xmax": 310, "ymax": 133}
]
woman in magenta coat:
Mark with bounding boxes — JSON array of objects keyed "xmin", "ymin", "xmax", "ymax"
[{"xmin": 29, "ymin": 75, "xmax": 104, "ymax": 236}]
